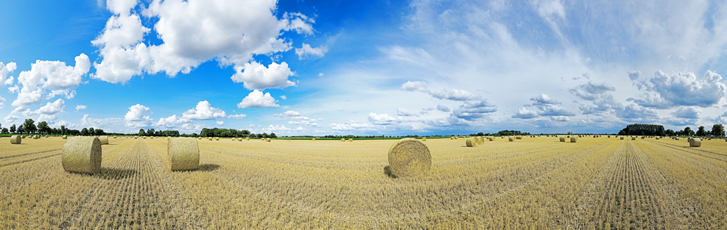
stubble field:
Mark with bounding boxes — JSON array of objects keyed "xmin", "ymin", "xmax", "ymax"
[{"xmin": 1, "ymin": 136, "xmax": 726, "ymax": 229}]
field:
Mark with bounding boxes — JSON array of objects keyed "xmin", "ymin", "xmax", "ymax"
[{"xmin": 1, "ymin": 136, "xmax": 726, "ymax": 229}]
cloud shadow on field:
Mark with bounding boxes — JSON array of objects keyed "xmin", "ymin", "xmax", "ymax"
[
  {"xmin": 198, "ymin": 164, "xmax": 220, "ymax": 172},
  {"xmin": 92, "ymin": 168, "xmax": 138, "ymax": 180}
]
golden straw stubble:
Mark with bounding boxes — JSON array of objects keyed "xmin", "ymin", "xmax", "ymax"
[
  {"xmin": 168, "ymin": 138, "xmax": 200, "ymax": 171},
  {"xmin": 387, "ymin": 138, "xmax": 431, "ymax": 177},
  {"xmin": 62, "ymin": 137, "xmax": 102, "ymax": 174}
]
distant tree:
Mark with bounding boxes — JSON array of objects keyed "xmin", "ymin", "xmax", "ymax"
[
  {"xmin": 684, "ymin": 127, "xmax": 692, "ymax": 136},
  {"xmin": 17, "ymin": 125, "xmax": 24, "ymax": 134},
  {"xmin": 139, "ymin": 129, "xmax": 145, "ymax": 136},
  {"xmin": 95, "ymin": 129, "xmax": 104, "ymax": 136},
  {"xmin": 270, "ymin": 133, "xmax": 277, "ymax": 138},
  {"xmin": 711, "ymin": 124, "xmax": 725, "ymax": 137},
  {"xmin": 1, "ymin": 128, "xmax": 8, "ymax": 134},
  {"xmin": 61, "ymin": 125, "xmax": 67, "ymax": 135},
  {"xmin": 240, "ymin": 130, "xmax": 250, "ymax": 135},
  {"xmin": 696, "ymin": 126, "xmax": 706, "ymax": 136},
  {"xmin": 477, "ymin": 132, "xmax": 484, "ymax": 136},
  {"xmin": 37, "ymin": 121, "xmax": 50, "ymax": 134},
  {"xmin": 89, "ymin": 127, "xmax": 95, "ymax": 136},
  {"xmin": 23, "ymin": 119, "xmax": 36, "ymax": 134},
  {"xmin": 256, "ymin": 133, "xmax": 263, "ymax": 138},
  {"xmin": 81, "ymin": 128, "xmax": 89, "ymax": 136},
  {"xmin": 665, "ymin": 129, "xmax": 675, "ymax": 136},
  {"xmin": 262, "ymin": 133, "xmax": 269, "ymax": 138},
  {"xmin": 10, "ymin": 124, "xmax": 16, "ymax": 134}
]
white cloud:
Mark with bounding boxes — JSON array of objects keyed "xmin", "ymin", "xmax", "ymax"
[
  {"xmin": 396, "ymin": 107, "xmax": 418, "ymax": 116},
  {"xmin": 330, "ymin": 122, "xmax": 372, "ymax": 131},
  {"xmin": 75, "ymin": 105, "xmax": 87, "ymax": 111},
  {"xmin": 237, "ymin": 90, "xmax": 279, "ymax": 108},
  {"xmin": 318, "ymin": 73, "xmax": 324, "ymax": 77},
  {"xmin": 401, "ymin": 81, "xmax": 481, "ymax": 101},
  {"xmin": 216, "ymin": 120, "xmax": 224, "ymax": 125},
  {"xmin": 36, "ymin": 99, "xmax": 65, "ymax": 121},
  {"xmin": 182, "ymin": 101, "xmax": 226, "ymax": 120},
  {"xmin": 538, "ymin": 105, "xmax": 575, "ymax": 117},
  {"xmin": 295, "ymin": 43, "xmax": 328, "ymax": 59},
  {"xmin": 512, "ymin": 107, "xmax": 538, "ymax": 119},
  {"xmin": 617, "ymin": 104, "xmax": 658, "ymax": 122},
  {"xmin": 529, "ymin": 94, "xmax": 561, "ymax": 105},
  {"xmin": 368, "ymin": 112, "xmax": 400, "ymax": 125},
  {"xmin": 80, "ymin": 114, "xmax": 122, "ymax": 129},
  {"xmin": 569, "ymin": 82, "xmax": 616, "ymax": 101},
  {"xmin": 280, "ymin": 95, "xmax": 287, "ymax": 100},
  {"xmin": 12, "ymin": 54, "xmax": 91, "ymax": 107},
  {"xmin": 672, "ymin": 107, "xmax": 701, "ymax": 119},
  {"xmin": 227, "ymin": 114, "xmax": 246, "ymax": 119},
  {"xmin": 231, "ymin": 61, "xmax": 296, "ymax": 90},
  {"xmin": 630, "ymin": 70, "xmax": 726, "ymax": 108},
  {"xmin": 276, "ymin": 110, "xmax": 318, "ymax": 126},
  {"xmin": 0, "ymin": 96, "xmax": 4, "ymax": 109},
  {"xmin": 124, "ymin": 104, "xmax": 153, "ymax": 128},
  {"xmin": 155, "ymin": 114, "xmax": 188, "ymax": 128},
  {"xmin": 0, "ymin": 62, "xmax": 17, "ymax": 86},
  {"xmin": 452, "ymin": 100, "xmax": 497, "ymax": 120},
  {"xmin": 260, "ymin": 124, "xmax": 291, "ymax": 133},
  {"xmin": 436, "ymin": 104, "xmax": 450, "ymax": 112},
  {"xmin": 92, "ymin": 0, "xmax": 314, "ymax": 84}
]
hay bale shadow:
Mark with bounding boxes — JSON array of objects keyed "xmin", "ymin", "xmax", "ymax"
[
  {"xmin": 198, "ymin": 164, "xmax": 220, "ymax": 172},
  {"xmin": 384, "ymin": 165, "xmax": 397, "ymax": 178},
  {"xmin": 92, "ymin": 168, "xmax": 137, "ymax": 180}
]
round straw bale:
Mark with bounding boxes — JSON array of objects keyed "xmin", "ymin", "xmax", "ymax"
[
  {"xmin": 450, "ymin": 137, "xmax": 454, "ymax": 140},
  {"xmin": 422, "ymin": 137, "xmax": 426, "ymax": 142},
  {"xmin": 641, "ymin": 136, "xmax": 645, "ymax": 139},
  {"xmin": 570, "ymin": 137, "xmax": 577, "ymax": 143},
  {"xmin": 488, "ymin": 137, "xmax": 494, "ymax": 141},
  {"xmin": 265, "ymin": 138, "xmax": 271, "ymax": 142},
  {"xmin": 10, "ymin": 135, "xmax": 21, "ymax": 144},
  {"xmin": 135, "ymin": 136, "xmax": 138, "ymax": 139},
  {"xmin": 341, "ymin": 138, "xmax": 345, "ymax": 142},
  {"xmin": 690, "ymin": 138, "xmax": 701, "ymax": 147},
  {"xmin": 246, "ymin": 137, "xmax": 250, "ymax": 140},
  {"xmin": 349, "ymin": 138, "xmax": 353, "ymax": 142},
  {"xmin": 466, "ymin": 137, "xmax": 478, "ymax": 147},
  {"xmin": 22, "ymin": 136, "xmax": 26, "ymax": 139},
  {"xmin": 99, "ymin": 136, "xmax": 109, "ymax": 145},
  {"xmin": 312, "ymin": 138, "xmax": 316, "ymax": 141},
  {"xmin": 238, "ymin": 138, "xmax": 242, "ymax": 141},
  {"xmin": 62, "ymin": 135, "xmax": 67, "ymax": 139},
  {"xmin": 560, "ymin": 137, "xmax": 565, "ymax": 142},
  {"xmin": 168, "ymin": 138, "xmax": 199, "ymax": 171},
  {"xmin": 508, "ymin": 137, "xmax": 514, "ymax": 142},
  {"xmin": 62, "ymin": 137, "xmax": 102, "ymax": 174},
  {"xmin": 516, "ymin": 136, "xmax": 522, "ymax": 139},
  {"xmin": 261, "ymin": 138, "xmax": 264, "ymax": 141},
  {"xmin": 215, "ymin": 137, "xmax": 219, "ymax": 141},
  {"xmin": 387, "ymin": 138, "xmax": 431, "ymax": 178}
]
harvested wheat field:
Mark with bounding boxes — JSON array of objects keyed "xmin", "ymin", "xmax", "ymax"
[{"xmin": 1, "ymin": 137, "xmax": 727, "ymax": 229}]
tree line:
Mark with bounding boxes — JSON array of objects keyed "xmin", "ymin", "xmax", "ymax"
[{"xmin": 618, "ymin": 123, "xmax": 725, "ymax": 137}]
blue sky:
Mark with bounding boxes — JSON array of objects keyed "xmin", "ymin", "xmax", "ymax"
[{"xmin": 1, "ymin": 0, "xmax": 726, "ymax": 136}]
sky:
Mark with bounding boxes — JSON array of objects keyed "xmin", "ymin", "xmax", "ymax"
[{"xmin": 0, "ymin": 0, "xmax": 726, "ymax": 136}]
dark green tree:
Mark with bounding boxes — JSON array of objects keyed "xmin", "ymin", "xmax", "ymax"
[
  {"xmin": 146, "ymin": 128, "xmax": 155, "ymax": 136},
  {"xmin": 89, "ymin": 127, "xmax": 95, "ymax": 136},
  {"xmin": 665, "ymin": 129, "xmax": 675, "ymax": 136},
  {"xmin": 10, "ymin": 124, "xmax": 16, "ymax": 134},
  {"xmin": 81, "ymin": 128, "xmax": 89, "ymax": 136},
  {"xmin": 37, "ymin": 121, "xmax": 50, "ymax": 134},
  {"xmin": 711, "ymin": 124, "xmax": 725, "ymax": 137},
  {"xmin": 684, "ymin": 127, "xmax": 693, "ymax": 136},
  {"xmin": 60, "ymin": 125, "xmax": 67, "ymax": 135},
  {"xmin": 17, "ymin": 125, "xmax": 24, "ymax": 134},
  {"xmin": 696, "ymin": 126, "xmax": 706, "ymax": 136},
  {"xmin": 139, "ymin": 129, "xmax": 145, "ymax": 136},
  {"xmin": 23, "ymin": 119, "xmax": 36, "ymax": 134},
  {"xmin": 1, "ymin": 128, "xmax": 8, "ymax": 134},
  {"xmin": 270, "ymin": 133, "xmax": 277, "ymax": 138}
]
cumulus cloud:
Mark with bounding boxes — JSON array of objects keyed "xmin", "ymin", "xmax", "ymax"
[
  {"xmin": 630, "ymin": 70, "xmax": 726, "ymax": 108},
  {"xmin": 436, "ymin": 104, "xmax": 450, "ymax": 112},
  {"xmin": 580, "ymin": 95, "xmax": 623, "ymax": 114},
  {"xmin": 155, "ymin": 114, "xmax": 187, "ymax": 128},
  {"xmin": 672, "ymin": 107, "xmax": 701, "ymax": 119},
  {"xmin": 529, "ymin": 94, "xmax": 561, "ymax": 105},
  {"xmin": 569, "ymin": 81, "xmax": 616, "ymax": 101},
  {"xmin": 182, "ymin": 101, "xmax": 226, "ymax": 120},
  {"xmin": 237, "ymin": 90, "xmax": 279, "ymax": 108},
  {"xmin": 275, "ymin": 110, "xmax": 318, "ymax": 126},
  {"xmin": 617, "ymin": 104, "xmax": 658, "ymax": 122},
  {"xmin": 0, "ymin": 96, "xmax": 4, "ymax": 109},
  {"xmin": 295, "ymin": 43, "xmax": 327, "ymax": 59},
  {"xmin": 36, "ymin": 99, "xmax": 65, "ymax": 121},
  {"xmin": 0, "ymin": 62, "xmax": 17, "ymax": 86},
  {"xmin": 452, "ymin": 100, "xmax": 497, "ymax": 120},
  {"xmin": 538, "ymin": 105, "xmax": 575, "ymax": 116},
  {"xmin": 280, "ymin": 95, "xmax": 287, "ymax": 100},
  {"xmin": 396, "ymin": 108, "xmax": 418, "ymax": 116},
  {"xmin": 330, "ymin": 121, "xmax": 372, "ymax": 131},
  {"xmin": 124, "ymin": 104, "xmax": 153, "ymax": 128},
  {"xmin": 401, "ymin": 81, "xmax": 481, "ymax": 101},
  {"xmin": 75, "ymin": 105, "xmax": 87, "ymax": 111},
  {"xmin": 80, "ymin": 114, "xmax": 122, "ymax": 129},
  {"xmin": 230, "ymin": 62, "xmax": 296, "ymax": 90},
  {"xmin": 227, "ymin": 114, "xmax": 246, "ymax": 119},
  {"xmin": 12, "ymin": 54, "xmax": 91, "ymax": 107},
  {"xmin": 216, "ymin": 121, "xmax": 224, "ymax": 125},
  {"xmin": 92, "ymin": 0, "xmax": 314, "ymax": 84},
  {"xmin": 368, "ymin": 112, "xmax": 400, "ymax": 125},
  {"xmin": 512, "ymin": 107, "xmax": 539, "ymax": 119}
]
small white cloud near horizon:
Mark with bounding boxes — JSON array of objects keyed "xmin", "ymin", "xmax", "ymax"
[
  {"xmin": 76, "ymin": 105, "xmax": 87, "ymax": 111},
  {"xmin": 237, "ymin": 90, "xmax": 280, "ymax": 108},
  {"xmin": 295, "ymin": 43, "xmax": 328, "ymax": 60},
  {"xmin": 231, "ymin": 62, "xmax": 296, "ymax": 90},
  {"xmin": 124, "ymin": 104, "xmax": 153, "ymax": 128}
]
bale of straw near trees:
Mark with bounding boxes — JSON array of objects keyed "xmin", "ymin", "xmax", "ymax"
[
  {"xmin": 516, "ymin": 136, "xmax": 522, "ymax": 139},
  {"xmin": 238, "ymin": 138, "xmax": 242, "ymax": 141},
  {"xmin": 312, "ymin": 138, "xmax": 316, "ymax": 141},
  {"xmin": 62, "ymin": 137, "xmax": 102, "ymax": 174},
  {"xmin": 689, "ymin": 138, "xmax": 702, "ymax": 147},
  {"xmin": 215, "ymin": 137, "xmax": 219, "ymax": 141},
  {"xmin": 560, "ymin": 137, "xmax": 565, "ymax": 142},
  {"xmin": 422, "ymin": 137, "xmax": 426, "ymax": 142},
  {"xmin": 246, "ymin": 137, "xmax": 249, "ymax": 140},
  {"xmin": 99, "ymin": 136, "xmax": 109, "ymax": 145},
  {"xmin": 571, "ymin": 137, "xmax": 577, "ymax": 143},
  {"xmin": 508, "ymin": 137, "xmax": 514, "ymax": 142},
  {"xmin": 22, "ymin": 136, "xmax": 26, "ymax": 139},
  {"xmin": 488, "ymin": 136, "xmax": 494, "ymax": 141},
  {"xmin": 265, "ymin": 138, "xmax": 271, "ymax": 142},
  {"xmin": 341, "ymin": 138, "xmax": 345, "ymax": 142},
  {"xmin": 348, "ymin": 138, "xmax": 353, "ymax": 142},
  {"xmin": 450, "ymin": 137, "xmax": 454, "ymax": 140},
  {"xmin": 10, "ymin": 135, "xmax": 21, "ymax": 144},
  {"xmin": 631, "ymin": 137, "xmax": 636, "ymax": 140},
  {"xmin": 466, "ymin": 137, "xmax": 478, "ymax": 147},
  {"xmin": 62, "ymin": 135, "xmax": 67, "ymax": 139},
  {"xmin": 168, "ymin": 138, "xmax": 199, "ymax": 171},
  {"xmin": 387, "ymin": 138, "xmax": 431, "ymax": 178}
]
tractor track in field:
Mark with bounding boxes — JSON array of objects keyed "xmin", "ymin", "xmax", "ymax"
[
  {"xmin": 645, "ymin": 140, "xmax": 727, "ymax": 163},
  {"xmin": 0, "ymin": 148, "xmax": 62, "ymax": 160},
  {"xmin": 0, "ymin": 151, "xmax": 62, "ymax": 168}
]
